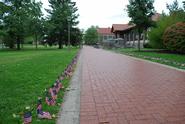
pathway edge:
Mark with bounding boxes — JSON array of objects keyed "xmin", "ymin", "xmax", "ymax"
[{"xmin": 57, "ymin": 49, "xmax": 83, "ymax": 124}]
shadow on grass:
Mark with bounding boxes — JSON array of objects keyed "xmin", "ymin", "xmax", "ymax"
[{"xmin": 0, "ymin": 46, "xmax": 80, "ymax": 52}]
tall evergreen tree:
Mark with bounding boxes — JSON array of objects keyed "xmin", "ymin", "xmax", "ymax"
[
  {"xmin": 47, "ymin": 0, "xmax": 79, "ymax": 49},
  {"xmin": 28, "ymin": 1, "xmax": 43, "ymax": 48},
  {"xmin": 1, "ymin": 0, "xmax": 41, "ymax": 50}
]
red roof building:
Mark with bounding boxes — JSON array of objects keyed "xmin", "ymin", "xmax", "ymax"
[
  {"xmin": 111, "ymin": 13, "xmax": 161, "ymax": 39},
  {"xmin": 97, "ymin": 28, "xmax": 115, "ymax": 42},
  {"xmin": 151, "ymin": 13, "xmax": 161, "ymax": 22},
  {"xmin": 111, "ymin": 24, "xmax": 135, "ymax": 39},
  {"xmin": 111, "ymin": 24, "xmax": 135, "ymax": 33}
]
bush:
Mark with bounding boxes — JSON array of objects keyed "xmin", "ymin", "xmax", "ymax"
[
  {"xmin": 143, "ymin": 42, "xmax": 152, "ymax": 48},
  {"xmin": 148, "ymin": 12, "xmax": 185, "ymax": 49},
  {"xmin": 163, "ymin": 22, "xmax": 185, "ymax": 53}
]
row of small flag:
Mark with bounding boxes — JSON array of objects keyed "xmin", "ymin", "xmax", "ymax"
[{"xmin": 21, "ymin": 51, "xmax": 80, "ymax": 124}]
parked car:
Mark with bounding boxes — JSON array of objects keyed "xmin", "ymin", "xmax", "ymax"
[{"xmin": 93, "ymin": 43, "xmax": 100, "ymax": 48}]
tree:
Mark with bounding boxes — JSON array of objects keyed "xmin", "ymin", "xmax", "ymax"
[
  {"xmin": 0, "ymin": 2, "xmax": 9, "ymax": 48},
  {"xmin": 166, "ymin": 0, "xmax": 185, "ymax": 20},
  {"xmin": 47, "ymin": 0, "xmax": 79, "ymax": 49},
  {"xmin": 1, "ymin": 0, "xmax": 43, "ymax": 50},
  {"xmin": 148, "ymin": 0, "xmax": 185, "ymax": 49},
  {"xmin": 83, "ymin": 26, "xmax": 98, "ymax": 45},
  {"xmin": 127, "ymin": 0, "xmax": 155, "ymax": 51},
  {"xmin": 28, "ymin": 1, "xmax": 43, "ymax": 49},
  {"xmin": 148, "ymin": 13, "xmax": 184, "ymax": 49},
  {"xmin": 70, "ymin": 27, "xmax": 83, "ymax": 46},
  {"xmin": 167, "ymin": 0, "xmax": 180, "ymax": 14},
  {"xmin": 163, "ymin": 22, "xmax": 185, "ymax": 53}
]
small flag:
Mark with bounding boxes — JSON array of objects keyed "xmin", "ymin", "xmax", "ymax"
[
  {"xmin": 37, "ymin": 99, "xmax": 52, "ymax": 119},
  {"xmin": 45, "ymin": 97, "xmax": 55, "ymax": 106},
  {"xmin": 23, "ymin": 112, "xmax": 32, "ymax": 124}
]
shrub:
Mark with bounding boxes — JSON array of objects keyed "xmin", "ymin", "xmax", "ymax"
[
  {"xmin": 148, "ymin": 12, "xmax": 185, "ymax": 49},
  {"xmin": 143, "ymin": 42, "xmax": 152, "ymax": 48},
  {"xmin": 163, "ymin": 22, "xmax": 185, "ymax": 53}
]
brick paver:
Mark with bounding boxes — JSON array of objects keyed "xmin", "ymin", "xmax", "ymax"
[{"xmin": 80, "ymin": 46, "xmax": 185, "ymax": 124}]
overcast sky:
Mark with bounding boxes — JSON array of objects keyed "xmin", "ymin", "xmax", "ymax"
[{"xmin": 40, "ymin": 0, "xmax": 183, "ymax": 29}]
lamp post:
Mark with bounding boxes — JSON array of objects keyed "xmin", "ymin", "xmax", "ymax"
[{"xmin": 67, "ymin": 16, "xmax": 71, "ymax": 50}]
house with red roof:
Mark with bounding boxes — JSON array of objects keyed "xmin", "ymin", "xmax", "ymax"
[
  {"xmin": 110, "ymin": 13, "xmax": 161, "ymax": 48},
  {"xmin": 111, "ymin": 24, "xmax": 135, "ymax": 39},
  {"xmin": 97, "ymin": 28, "xmax": 115, "ymax": 42},
  {"xmin": 151, "ymin": 13, "xmax": 161, "ymax": 22}
]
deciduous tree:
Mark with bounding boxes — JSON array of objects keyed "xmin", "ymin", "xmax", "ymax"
[
  {"xmin": 127, "ymin": 0, "xmax": 155, "ymax": 51},
  {"xmin": 84, "ymin": 26, "xmax": 98, "ymax": 45}
]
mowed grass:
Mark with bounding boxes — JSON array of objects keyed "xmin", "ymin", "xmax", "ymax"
[
  {"xmin": 114, "ymin": 48, "xmax": 185, "ymax": 69},
  {"xmin": 0, "ymin": 48, "xmax": 79, "ymax": 124}
]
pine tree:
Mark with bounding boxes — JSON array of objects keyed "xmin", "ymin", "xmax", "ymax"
[
  {"xmin": 47, "ymin": 0, "xmax": 79, "ymax": 49},
  {"xmin": 1, "ymin": 0, "xmax": 43, "ymax": 50}
]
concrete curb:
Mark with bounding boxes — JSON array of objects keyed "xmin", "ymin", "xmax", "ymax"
[{"xmin": 57, "ymin": 50, "xmax": 83, "ymax": 124}]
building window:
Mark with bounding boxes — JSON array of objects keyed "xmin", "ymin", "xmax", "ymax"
[
  {"xmin": 104, "ymin": 35, "xmax": 107, "ymax": 40},
  {"xmin": 109, "ymin": 35, "xmax": 113, "ymax": 39}
]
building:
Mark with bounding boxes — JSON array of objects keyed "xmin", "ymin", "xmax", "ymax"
[
  {"xmin": 97, "ymin": 28, "xmax": 115, "ymax": 42},
  {"xmin": 111, "ymin": 24, "xmax": 135, "ymax": 39},
  {"xmin": 111, "ymin": 13, "xmax": 161, "ymax": 48}
]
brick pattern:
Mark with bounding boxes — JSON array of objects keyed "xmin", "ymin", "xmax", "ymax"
[{"xmin": 80, "ymin": 46, "xmax": 185, "ymax": 124}]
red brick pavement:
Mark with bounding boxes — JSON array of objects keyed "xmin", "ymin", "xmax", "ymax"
[{"xmin": 80, "ymin": 46, "xmax": 185, "ymax": 124}]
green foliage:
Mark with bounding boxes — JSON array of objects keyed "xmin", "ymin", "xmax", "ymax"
[
  {"xmin": 148, "ymin": 12, "xmax": 185, "ymax": 49},
  {"xmin": 1, "ymin": 0, "xmax": 43, "ymax": 50},
  {"xmin": 70, "ymin": 28, "xmax": 83, "ymax": 46},
  {"xmin": 167, "ymin": 0, "xmax": 180, "ymax": 13},
  {"xmin": 127, "ymin": 0, "xmax": 155, "ymax": 51},
  {"xmin": 27, "ymin": 1, "xmax": 43, "ymax": 48},
  {"xmin": 143, "ymin": 42, "xmax": 152, "ymax": 48},
  {"xmin": 84, "ymin": 26, "xmax": 98, "ymax": 45},
  {"xmin": 163, "ymin": 22, "xmax": 185, "ymax": 53},
  {"xmin": 0, "ymin": 48, "xmax": 78, "ymax": 124},
  {"xmin": 46, "ymin": 0, "xmax": 79, "ymax": 49},
  {"xmin": 0, "ymin": 0, "xmax": 81, "ymax": 50}
]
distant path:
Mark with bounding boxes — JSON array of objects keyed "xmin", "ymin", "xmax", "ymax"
[{"xmin": 80, "ymin": 46, "xmax": 185, "ymax": 124}]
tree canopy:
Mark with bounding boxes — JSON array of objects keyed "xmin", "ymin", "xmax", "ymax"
[
  {"xmin": 0, "ymin": 0, "xmax": 44, "ymax": 49},
  {"xmin": 46, "ymin": 0, "xmax": 80, "ymax": 49},
  {"xmin": 148, "ymin": 0, "xmax": 185, "ymax": 50},
  {"xmin": 83, "ymin": 26, "xmax": 98, "ymax": 45},
  {"xmin": 127, "ymin": 0, "xmax": 155, "ymax": 51},
  {"xmin": 0, "ymin": 0, "xmax": 81, "ymax": 50}
]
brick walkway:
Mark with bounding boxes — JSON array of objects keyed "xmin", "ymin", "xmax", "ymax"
[{"xmin": 80, "ymin": 46, "xmax": 185, "ymax": 124}]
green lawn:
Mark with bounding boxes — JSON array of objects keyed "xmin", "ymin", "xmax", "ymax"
[
  {"xmin": 113, "ymin": 48, "xmax": 185, "ymax": 70},
  {"xmin": 0, "ymin": 48, "xmax": 79, "ymax": 124}
]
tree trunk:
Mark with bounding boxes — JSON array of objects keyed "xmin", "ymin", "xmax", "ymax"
[
  {"xmin": 21, "ymin": 42, "xmax": 23, "ymax": 49},
  {"xmin": 59, "ymin": 40, "xmax": 62, "ymax": 49},
  {"xmin": 138, "ymin": 31, "xmax": 141, "ymax": 51},
  {"xmin": 133, "ymin": 31, "xmax": 135, "ymax": 47},
  {"xmin": 143, "ymin": 29, "xmax": 147, "ymax": 45},
  {"xmin": 17, "ymin": 37, "xmax": 21, "ymax": 50},
  {"xmin": 35, "ymin": 34, "xmax": 38, "ymax": 49},
  {"xmin": 58, "ymin": 32, "xmax": 63, "ymax": 49}
]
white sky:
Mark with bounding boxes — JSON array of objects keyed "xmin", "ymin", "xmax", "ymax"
[{"xmin": 40, "ymin": 0, "xmax": 183, "ymax": 30}]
